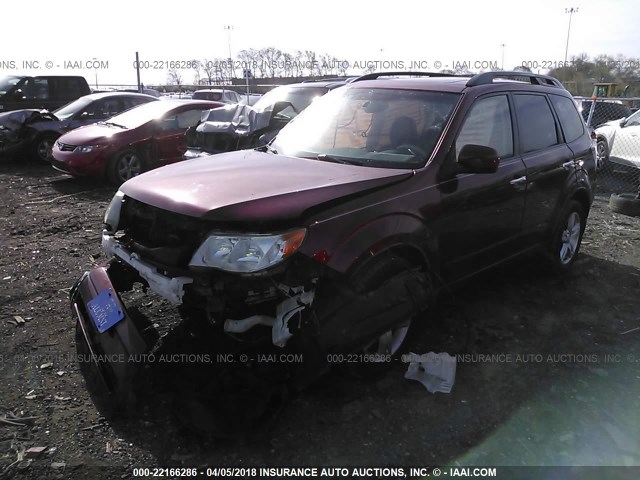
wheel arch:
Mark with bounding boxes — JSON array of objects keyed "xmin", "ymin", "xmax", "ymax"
[
  {"xmin": 571, "ymin": 187, "xmax": 592, "ymax": 217},
  {"xmin": 322, "ymin": 213, "xmax": 439, "ymax": 278}
]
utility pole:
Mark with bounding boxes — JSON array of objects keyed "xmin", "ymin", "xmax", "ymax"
[
  {"xmin": 564, "ymin": 7, "xmax": 579, "ymax": 64},
  {"xmin": 224, "ymin": 25, "xmax": 234, "ymax": 85}
]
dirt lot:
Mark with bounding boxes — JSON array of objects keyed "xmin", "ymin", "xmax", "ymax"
[{"xmin": 1, "ymin": 159, "xmax": 639, "ymax": 479}]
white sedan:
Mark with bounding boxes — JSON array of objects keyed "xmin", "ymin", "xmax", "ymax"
[{"xmin": 595, "ymin": 109, "xmax": 640, "ymax": 171}]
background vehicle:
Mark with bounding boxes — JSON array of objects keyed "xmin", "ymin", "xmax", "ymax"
[
  {"xmin": 50, "ymin": 99, "xmax": 222, "ymax": 184},
  {"xmin": 192, "ymin": 88, "xmax": 241, "ymax": 104},
  {"xmin": 0, "ymin": 75, "xmax": 91, "ymax": 112},
  {"xmin": 595, "ymin": 109, "xmax": 640, "ymax": 182},
  {"xmin": 185, "ymin": 79, "xmax": 348, "ymax": 156},
  {"xmin": 71, "ymin": 72, "xmax": 595, "ymax": 413},
  {"xmin": 579, "ymin": 99, "xmax": 632, "ymax": 129},
  {"xmin": 0, "ymin": 92, "xmax": 157, "ymax": 161}
]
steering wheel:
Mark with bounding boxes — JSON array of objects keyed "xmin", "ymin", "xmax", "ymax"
[{"xmin": 395, "ymin": 144, "xmax": 428, "ymax": 158}]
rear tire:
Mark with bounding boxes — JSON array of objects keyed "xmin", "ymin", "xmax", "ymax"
[{"xmin": 548, "ymin": 200, "xmax": 586, "ymax": 271}]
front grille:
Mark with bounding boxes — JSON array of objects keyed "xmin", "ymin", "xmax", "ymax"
[
  {"xmin": 57, "ymin": 141, "xmax": 76, "ymax": 152},
  {"xmin": 119, "ymin": 197, "xmax": 207, "ymax": 267}
]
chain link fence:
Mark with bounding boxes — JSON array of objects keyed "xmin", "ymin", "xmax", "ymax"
[{"xmin": 577, "ymin": 97, "xmax": 640, "ymax": 194}]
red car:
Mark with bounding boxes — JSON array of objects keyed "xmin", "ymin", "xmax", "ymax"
[{"xmin": 50, "ymin": 100, "xmax": 222, "ymax": 184}]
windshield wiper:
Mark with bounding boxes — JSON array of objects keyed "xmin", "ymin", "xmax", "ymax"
[
  {"xmin": 256, "ymin": 144, "xmax": 278, "ymax": 154},
  {"xmin": 99, "ymin": 121, "xmax": 128, "ymax": 129},
  {"xmin": 316, "ymin": 154, "xmax": 363, "ymax": 166}
]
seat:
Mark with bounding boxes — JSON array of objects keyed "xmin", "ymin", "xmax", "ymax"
[{"xmin": 389, "ymin": 116, "xmax": 418, "ymax": 148}]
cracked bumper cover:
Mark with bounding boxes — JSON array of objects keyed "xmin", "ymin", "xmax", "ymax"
[{"xmin": 70, "ymin": 266, "xmax": 149, "ymax": 393}]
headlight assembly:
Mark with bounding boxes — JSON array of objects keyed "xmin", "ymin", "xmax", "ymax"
[
  {"xmin": 189, "ymin": 229, "xmax": 306, "ymax": 273},
  {"xmin": 103, "ymin": 191, "xmax": 125, "ymax": 232}
]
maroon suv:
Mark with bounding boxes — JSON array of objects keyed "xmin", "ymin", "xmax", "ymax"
[
  {"xmin": 50, "ymin": 99, "xmax": 222, "ymax": 184},
  {"xmin": 70, "ymin": 72, "xmax": 595, "ymax": 402}
]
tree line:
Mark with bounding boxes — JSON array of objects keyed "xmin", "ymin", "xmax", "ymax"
[{"xmin": 165, "ymin": 50, "xmax": 640, "ymax": 97}]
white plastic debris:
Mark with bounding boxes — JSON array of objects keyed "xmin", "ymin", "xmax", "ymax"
[
  {"xmin": 272, "ymin": 290, "xmax": 314, "ymax": 347},
  {"xmin": 404, "ymin": 352, "xmax": 457, "ymax": 393}
]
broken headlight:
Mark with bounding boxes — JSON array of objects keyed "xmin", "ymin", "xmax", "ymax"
[
  {"xmin": 189, "ymin": 229, "xmax": 306, "ymax": 273},
  {"xmin": 103, "ymin": 191, "xmax": 125, "ymax": 233}
]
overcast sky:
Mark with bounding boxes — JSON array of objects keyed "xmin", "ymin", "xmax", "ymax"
[{"xmin": 1, "ymin": 0, "xmax": 638, "ymax": 87}]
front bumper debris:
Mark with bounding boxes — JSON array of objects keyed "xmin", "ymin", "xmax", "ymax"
[{"xmin": 102, "ymin": 233, "xmax": 192, "ymax": 304}]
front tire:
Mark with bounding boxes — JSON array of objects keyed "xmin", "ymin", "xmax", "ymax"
[
  {"xmin": 108, "ymin": 150, "xmax": 144, "ymax": 185},
  {"xmin": 32, "ymin": 133, "xmax": 59, "ymax": 162},
  {"xmin": 596, "ymin": 137, "xmax": 609, "ymax": 170},
  {"xmin": 548, "ymin": 200, "xmax": 586, "ymax": 271}
]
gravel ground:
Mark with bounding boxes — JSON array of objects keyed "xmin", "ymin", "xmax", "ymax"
[{"xmin": 1, "ymin": 160, "xmax": 639, "ymax": 479}]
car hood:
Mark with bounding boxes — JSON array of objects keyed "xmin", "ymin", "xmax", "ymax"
[
  {"xmin": 120, "ymin": 150, "xmax": 413, "ymax": 222},
  {"xmin": 57, "ymin": 123, "xmax": 126, "ymax": 145}
]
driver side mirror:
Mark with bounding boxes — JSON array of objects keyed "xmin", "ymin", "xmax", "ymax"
[
  {"xmin": 457, "ymin": 144, "xmax": 500, "ymax": 174},
  {"xmin": 13, "ymin": 89, "xmax": 24, "ymax": 101},
  {"xmin": 620, "ymin": 119, "xmax": 627, "ymax": 127}
]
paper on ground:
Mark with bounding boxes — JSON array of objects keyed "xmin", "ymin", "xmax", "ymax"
[{"xmin": 404, "ymin": 352, "xmax": 457, "ymax": 393}]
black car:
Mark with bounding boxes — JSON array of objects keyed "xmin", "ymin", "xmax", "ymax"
[
  {"xmin": 0, "ymin": 92, "xmax": 157, "ymax": 161},
  {"xmin": 71, "ymin": 71, "xmax": 596, "ymax": 416},
  {"xmin": 185, "ymin": 79, "xmax": 349, "ymax": 157},
  {"xmin": 0, "ymin": 75, "xmax": 91, "ymax": 113}
]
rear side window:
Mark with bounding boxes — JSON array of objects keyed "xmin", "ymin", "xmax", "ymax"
[
  {"xmin": 22, "ymin": 78, "xmax": 50, "ymax": 100},
  {"xmin": 56, "ymin": 78, "xmax": 86, "ymax": 100},
  {"xmin": 193, "ymin": 91, "xmax": 222, "ymax": 101},
  {"xmin": 514, "ymin": 94, "xmax": 559, "ymax": 153},
  {"xmin": 550, "ymin": 94, "xmax": 584, "ymax": 143},
  {"xmin": 456, "ymin": 95, "xmax": 513, "ymax": 158}
]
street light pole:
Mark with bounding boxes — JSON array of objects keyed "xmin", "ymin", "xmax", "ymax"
[
  {"xmin": 224, "ymin": 25, "xmax": 234, "ymax": 85},
  {"xmin": 224, "ymin": 25, "xmax": 234, "ymax": 61},
  {"xmin": 500, "ymin": 43, "xmax": 506, "ymax": 70},
  {"xmin": 564, "ymin": 7, "xmax": 579, "ymax": 64}
]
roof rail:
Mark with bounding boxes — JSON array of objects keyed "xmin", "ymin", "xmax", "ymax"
[
  {"xmin": 351, "ymin": 71, "xmax": 470, "ymax": 82},
  {"xmin": 301, "ymin": 77, "xmax": 347, "ymax": 83},
  {"xmin": 466, "ymin": 71, "xmax": 564, "ymax": 88}
]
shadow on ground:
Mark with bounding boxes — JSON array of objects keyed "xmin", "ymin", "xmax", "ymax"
[{"xmin": 82, "ymin": 253, "xmax": 640, "ymax": 466}]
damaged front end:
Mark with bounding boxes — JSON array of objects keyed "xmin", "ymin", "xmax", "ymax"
[
  {"xmin": 71, "ymin": 192, "xmax": 429, "ymax": 399},
  {"xmin": 0, "ymin": 109, "xmax": 57, "ymax": 157},
  {"xmin": 184, "ymin": 102, "xmax": 291, "ymax": 157}
]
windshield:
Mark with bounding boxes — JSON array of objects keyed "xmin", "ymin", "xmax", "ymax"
[
  {"xmin": 104, "ymin": 101, "xmax": 184, "ymax": 129},
  {"xmin": 626, "ymin": 109, "xmax": 640, "ymax": 126},
  {"xmin": 253, "ymin": 86, "xmax": 329, "ymax": 116},
  {"xmin": 53, "ymin": 96, "xmax": 94, "ymax": 120},
  {"xmin": 0, "ymin": 75, "xmax": 22, "ymax": 97},
  {"xmin": 272, "ymin": 87, "xmax": 460, "ymax": 169}
]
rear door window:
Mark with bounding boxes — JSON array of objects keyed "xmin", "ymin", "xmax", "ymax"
[
  {"xmin": 549, "ymin": 94, "xmax": 585, "ymax": 143},
  {"xmin": 22, "ymin": 78, "xmax": 50, "ymax": 100},
  {"xmin": 513, "ymin": 94, "xmax": 559, "ymax": 153}
]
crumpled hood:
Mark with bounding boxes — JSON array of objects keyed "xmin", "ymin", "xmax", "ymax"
[
  {"xmin": 120, "ymin": 150, "xmax": 413, "ymax": 222},
  {"xmin": 196, "ymin": 103, "xmax": 271, "ymax": 136},
  {"xmin": 0, "ymin": 109, "xmax": 57, "ymax": 132}
]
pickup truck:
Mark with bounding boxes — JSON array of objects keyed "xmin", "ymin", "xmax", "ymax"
[{"xmin": 0, "ymin": 75, "xmax": 91, "ymax": 113}]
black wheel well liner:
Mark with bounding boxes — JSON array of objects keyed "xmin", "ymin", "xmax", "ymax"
[{"xmin": 571, "ymin": 188, "xmax": 592, "ymax": 216}]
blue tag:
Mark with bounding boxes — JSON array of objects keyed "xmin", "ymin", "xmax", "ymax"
[{"xmin": 87, "ymin": 289, "xmax": 125, "ymax": 333}]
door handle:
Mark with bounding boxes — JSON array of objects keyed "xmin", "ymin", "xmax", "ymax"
[
  {"xmin": 562, "ymin": 161, "xmax": 575, "ymax": 170},
  {"xmin": 510, "ymin": 176, "xmax": 527, "ymax": 185}
]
